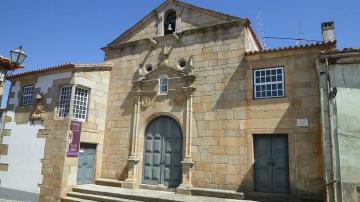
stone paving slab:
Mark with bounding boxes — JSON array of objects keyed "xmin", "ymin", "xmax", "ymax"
[
  {"xmin": 0, "ymin": 187, "xmax": 37, "ymax": 202},
  {"xmin": 73, "ymin": 184, "xmax": 257, "ymax": 202},
  {"xmin": 0, "ymin": 200, "xmax": 27, "ymax": 202}
]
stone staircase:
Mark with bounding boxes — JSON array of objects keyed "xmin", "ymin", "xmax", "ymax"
[{"xmin": 61, "ymin": 182, "xmax": 248, "ymax": 202}]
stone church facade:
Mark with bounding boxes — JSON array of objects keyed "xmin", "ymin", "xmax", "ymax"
[{"xmin": 0, "ymin": 0, "xmax": 340, "ymax": 201}]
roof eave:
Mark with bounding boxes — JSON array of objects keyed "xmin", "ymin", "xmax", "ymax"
[
  {"xmin": 245, "ymin": 40, "xmax": 336, "ymax": 56},
  {"xmin": 0, "ymin": 57, "xmax": 24, "ymax": 71},
  {"xmin": 7, "ymin": 63, "xmax": 113, "ymax": 80}
]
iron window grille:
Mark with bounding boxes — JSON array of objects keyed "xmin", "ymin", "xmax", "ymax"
[
  {"xmin": 57, "ymin": 86, "xmax": 89, "ymax": 121},
  {"xmin": 73, "ymin": 87, "xmax": 89, "ymax": 121},
  {"xmin": 22, "ymin": 85, "xmax": 34, "ymax": 105},
  {"xmin": 254, "ymin": 67, "xmax": 285, "ymax": 99},
  {"xmin": 58, "ymin": 86, "xmax": 72, "ymax": 118}
]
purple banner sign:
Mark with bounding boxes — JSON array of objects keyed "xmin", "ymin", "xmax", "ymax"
[{"xmin": 67, "ymin": 121, "xmax": 82, "ymax": 157}]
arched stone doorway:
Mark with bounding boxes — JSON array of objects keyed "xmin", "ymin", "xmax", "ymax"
[{"xmin": 142, "ymin": 116, "xmax": 182, "ymax": 187}]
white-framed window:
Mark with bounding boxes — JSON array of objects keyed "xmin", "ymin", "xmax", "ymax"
[
  {"xmin": 22, "ymin": 85, "xmax": 34, "ymax": 105},
  {"xmin": 57, "ymin": 86, "xmax": 89, "ymax": 121},
  {"xmin": 73, "ymin": 87, "xmax": 89, "ymax": 121},
  {"xmin": 159, "ymin": 75, "xmax": 169, "ymax": 95},
  {"xmin": 58, "ymin": 86, "xmax": 72, "ymax": 118},
  {"xmin": 254, "ymin": 67, "xmax": 285, "ymax": 99}
]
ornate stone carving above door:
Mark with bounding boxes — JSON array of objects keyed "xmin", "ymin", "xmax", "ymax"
[
  {"xmin": 141, "ymin": 97, "xmax": 151, "ymax": 108},
  {"xmin": 30, "ymin": 92, "xmax": 46, "ymax": 122}
]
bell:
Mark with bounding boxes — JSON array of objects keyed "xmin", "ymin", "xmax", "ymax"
[{"xmin": 167, "ymin": 24, "xmax": 173, "ymax": 31}]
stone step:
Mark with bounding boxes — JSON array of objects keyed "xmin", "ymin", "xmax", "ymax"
[
  {"xmin": 190, "ymin": 187, "xmax": 243, "ymax": 200},
  {"xmin": 95, "ymin": 179, "xmax": 243, "ymax": 200},
  {"xmin": 244, "ymin": 192, "xmax": 305, "ymax": 202},
  {"xmin": 71, "ymin": 184, "xmax": 250, "ymax": 202},
  {"xmin": 61, "ymin": 196, "xmax": 97, "ymax": 202},
  {"xmin": 95, "ymin": 178, "xmax": 123, "ymax": 187},
  {"xmin": 67, "ymin": 192, "xmax": 142, "ymax": 202}
]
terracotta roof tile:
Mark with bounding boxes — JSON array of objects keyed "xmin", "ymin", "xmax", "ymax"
[
  {"xmin": 0, "ymin": 56, "xmax": 23, "ymax": 70},
  {"xmin": 7, "ymin": 63, "xmax": 112, "ymax": 80},
  {"xmin": 7, "ymin": 63, "xmax": 74, "ymax": 79},
  {"xmin": 245, "ymin": 41, "xmax": 336, "ymax": 56},
  {"xmin": 327, "ymin": 47, "xmax": 360, "ymax": 54}
]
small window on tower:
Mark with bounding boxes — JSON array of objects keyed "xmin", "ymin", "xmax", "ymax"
[
  {"xmin": 164, "ymin": 10, "xmax": 176, "ymax": 35},
  {"xmin": 159, "ymin": 75, "xmax": 169, "ymax": 95}
]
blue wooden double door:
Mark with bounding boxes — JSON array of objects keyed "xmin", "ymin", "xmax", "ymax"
[
  {"xmin": 77, "ymin": 144, "xmax": 96, "ymax": 185},
  {"xmin": 143, "ymin": 116, "xmax": 183, "ymax": 187},
  {"xmin": 254, "ymin": 134, "xmax": 289, "ymax": 194}
]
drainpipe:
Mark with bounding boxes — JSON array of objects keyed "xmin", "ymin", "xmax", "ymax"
[{"xmin": 323, "ymin": 56, "xmax": 339, "ymax": 202}]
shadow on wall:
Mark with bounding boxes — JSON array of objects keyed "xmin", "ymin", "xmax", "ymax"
[
  {"xmin": 213, "ymin": 56, "xmax": 247, "ymax": 111},
  {"xmin": 119, "ymin": 163, "xmax": 129, "ymax": 181}
]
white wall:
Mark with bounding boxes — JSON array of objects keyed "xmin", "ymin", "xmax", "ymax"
[
  {"xmin": 0, "ymin": 121, "xmax": 44, "ymax": 193},
  {"xmin": 246, "ymin": 27, "xmax": 260, "ymax": 51},
  {"xmin": 0, "ymin": 72, "xmax": 71, "ymax": 194}
]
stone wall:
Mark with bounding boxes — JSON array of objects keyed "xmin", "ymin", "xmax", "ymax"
[
  {"xmin": 103, "ymin": 14, "xmax": 325, "ymax": 200},
  {"xmin": 245, "ymin": 51, "xmax": 324, "ymax": 199},
  {"xmin": 180, "ymin": 6, "xmax": 228, "ymax": 31},
  {"xmin": 115, "ymin": 2, "xmax": 232, "ymax": 44},
  {"xmin": 0, "ymin": 67, "xmax": 111, "ymax": 201},
  {"xmin": 0, "ymin": 71, "xmax": 72, "ymax": 201},
  {"xmin": 102, "ymin": 20, "xmax": 246, "ymax": 181},
  {"xmin": 65, "ymin": 69, "xmax": 110, "ymax": 186},
  {"xmin": 40, "ymin": 69, "xmax": 111, "ymax": 201}
]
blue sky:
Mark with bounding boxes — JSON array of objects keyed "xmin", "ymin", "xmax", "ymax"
[
  {"xmin": 1, "ymin": 0, "xmax": 359, "ymax": 71},
  {"xmin": 0, "ymin": 0, "xmax": 359, "ymax": 107}
]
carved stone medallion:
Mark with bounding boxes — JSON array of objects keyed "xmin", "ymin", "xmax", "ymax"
[{"xmin": 142, "ymin": 97, "xmax": 151, "ymax": 108}]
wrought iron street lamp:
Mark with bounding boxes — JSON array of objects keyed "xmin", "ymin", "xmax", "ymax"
[
  {"xmin": 10, "ymin": 46, "xmax": 27, "ymax": 65},
  {"xmin": 0, "ymin": 46, "xmax": 27, "ymax": 81}
]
